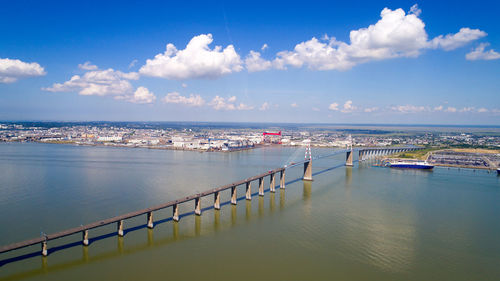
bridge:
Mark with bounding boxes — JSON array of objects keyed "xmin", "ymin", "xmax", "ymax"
[{"xmin": 0, "ymin": 145, "xmax": 422, "ymax": 262}]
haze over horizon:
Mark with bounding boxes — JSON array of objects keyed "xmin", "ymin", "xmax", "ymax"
[{"xmin": 1, "ymin": 0, "xmax": 499, "ymax": 125}]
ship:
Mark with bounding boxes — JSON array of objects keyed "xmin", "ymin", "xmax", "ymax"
[{"xmin": 385, "ymin": 160, "xmax": 434, "ymax": 169}]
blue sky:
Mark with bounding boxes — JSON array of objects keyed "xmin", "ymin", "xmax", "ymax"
[{"xmin": 0, "ymin": 0, "xmax": 499, "ymax": 124}]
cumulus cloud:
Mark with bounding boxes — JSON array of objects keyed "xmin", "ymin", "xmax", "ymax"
[
  {"xmin": 128, "ymin": 59, "xmax": 138, "ymax": 69},
  {"xmin": 429, "ymin": 28, "xmax": 486, "ymax": 51},
  {"xmin": 181, "ymin": 83, "xmax": 188, "ymax": 88},
  {"xmin": 259, "ymin": 102, "xmax": 270, "ymax": 111},
  {"xmin": 444, "ymin": 106, "xmax": 457, "ymax": 113},
  {"xmin": 409, "ymin": 4, "xmax": 422, "ymax": 17},
  {"xmin": 291, "ymin": 102, "xmax": 298, "ymax": 108},
  {"xmin": 390, "ymin": 104, "xmax": 429, "ymax": 113},
  {"xmin": 328, "ymin": 102, "xmax": 339, "ymax": 111},
  {"xmin": 162, "ymin": 92, "xmax": 205, "ymax": 107},
  {"xmin": 44, "ymin": 68, "xmax": 139, "ymax": 97},
  {"xmin": 43, "ymin": 67, "xmax": 148, "ymax": 103},
  {"xmin": 364, "ymin": 107, "xmax": 379, "ymax": 113},
  {"xmin": 477, "ymin": 107, "xmax": 488, "ymax": 113},
  {"xmin": 434, "ymin": 105, "xmax": 444, "ymax": 111},
  {"xmin": 341, "ymin": 100, "xmax": 356, "ymax": 113},
  {"xmin": 78, "ymin": 61, "xmax": 98, "ymax": 70},
  {"xmin": 261, "ymin": 44, "xmax": 268, "ymax": 51},
  {"xmin": 208, "ymin": 96, "xmax": 252, "ymax": 111},
  {"xmin": 245, "ymin": 51, "xmax": 273, "ymax": 72},
  {"xmin": 124, "ymin": 86, "xmax": 156, "ymax": 104},
  {"xmin": 0, "ymin": 58, "xmax": 46, "ymax": 83},
  {"xmin": 272, "ymin": 7, "xmax": 486, "ymax": 71},
  {"xmin": 465, "ymin": 43, "xmax": 500, "ymax": 61},
  {"xmin": 139, "ymin": 34, "xmax": 243, "ymax": 80}
]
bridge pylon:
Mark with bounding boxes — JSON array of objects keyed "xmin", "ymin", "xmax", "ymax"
[
  {"xmin": 303, "ymin": 141, "xmax": 313, "ymax": 181},
  {"xmin": 346, "ymin": 135, "xmax": 354, "ymax": 166}
]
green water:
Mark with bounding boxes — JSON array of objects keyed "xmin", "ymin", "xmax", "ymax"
[{"xmin": 0, "ymin": 143, "xmax": 499, "ymax": 280}]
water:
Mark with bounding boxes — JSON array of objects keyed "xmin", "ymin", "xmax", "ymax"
[{"xmin": 0, "ymin": 142, "xmax": 499, "ymax": 280}]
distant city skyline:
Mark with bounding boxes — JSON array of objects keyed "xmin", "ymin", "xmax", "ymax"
[{"xmin": 1, "ymin": 0, "xmax": 499, "ymax": 124}]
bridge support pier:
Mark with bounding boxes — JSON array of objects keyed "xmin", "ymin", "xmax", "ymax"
[
  {"xmin": 117, "ymin": 220, "xmax": 124, "ymax": 237},
  {"xmin": 259, "ymin": 177, "xmax": 264, "ymax": 196},
  {"xmin": 173, "ymin": 204, "xmax": 180, "ymax": 222},
  {"xmin": 346, "ymin": 151, "xmax": 353, "ymax": 166},
  {"xmin": 195, "ymin": 197, "xmax": 202, "ymax": 216},
  {"xmin": 147, "ymin": 212, "xmax": 154, "ymax": 229},
  {"xmin": 41, "ymin": 240, "xmax": 48, "ymax": 257},
  {"xmin": 280, "ymin": 170, "xmax": 285, "ymax": 189},
  {"xmin": 82, "ymin": 230, "xmax": 89, "ymax": 246},
  {"xmin": 231, "ymin": 186, "xmax": 237, "ymax": 205},
  {"xmin": 303, "ymin": 161, "xmax": 313, "ymax": 181},
  {"xmin": 246, "ymin": 182, "xmax": 252, "ymax": 200},
  {"xmin": 214, "ymin": 192, "xmax": 221, "ymax": 210},
  {"xmin": 270, "ymin": 173, "xmax": 276, "ymax": 193}
]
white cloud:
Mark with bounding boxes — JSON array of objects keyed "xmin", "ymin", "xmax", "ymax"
[
  {"xmin": 390, "ymin": 104, "xmax": 429, "ymax": 113},
  {"xmin": 0, "ymin": 58, "xmax": 46, "ymax": 83},
  {"xmin": 78, "ymin": 61, "xmax": 98, "ymax": 71},
  {"xmin": 477, "ymin": 108, "xmax": 488, "ymax": 113},
  {"xmin": 291, "ymin": 102, "xmax": 298, "ymax": 108},
  {"xmin": 245, "ymin": 51, "xmax": 272, "ymax": 72},
  {"xmin": 181, "ymin": 83, "xmax": 188, "ymax": 88},
  {"xmin": 312, "ymin": 107, "xmax": 320, "ymax": 112},
  {"xmin": 125, "ymin": 86, "xmax": 156, "ymax": 104},
  {"xmin": 459, "ymin": 107, "xmax": 475, "ymax": 112},
  {"xmin": 128, "ymin": 59, "xmax": 138, "ymax": 69},
  {"xmin": 261, "ymin": 44, "xmax": 268, "ymax": 51},
  {"xmin": 429, "ymin": 28, "xmax": 486, "ymax": 51},
  {"xmin": 236, "ymin": 103, "xmax": 254, "ymax": 110},
  {"xmin": 409, "ymin": 4, "xmax": 422, "ymax": 17},
  {"xmin": 466, "ymin": 43, "xmax": 500, "ymax": 61},
  {"xmin": 162, "ymin": 92, "xmax": 205, "ymax": 107},
  {"xmin": 208, "ymin": 96, "xmax": 251, "ymax": 111},
  {"xmin": 444, "ymin": 106, "xmax": 457, "ymax": 113},
  {"xmin": 139, "ymin": 34, "xmax": 243, "ymax": 80},
  {"xmin": 328, "ymin": 102, "xmax": 339, "ymax": 111},
  {"xmin": 44, "ymin": 68, "xmax": 139, "ymax": 99},
  {"xmin": 259, "ymin": 102, "xmax": 270, "ymax": 111},
  {"xmin": 341, "ymin": 100, "xmax": 356, "ymax": 113},
  {"xmin": 272, "ymin": 7, "xmax": 486, "ymax": 71},
  {"xmin": 364, "ymin": 107, "xmax": 379, "ymax": 113},
  {"xmin": 434, "ymin": 105, "xmax": 444, "ymax": 111}
]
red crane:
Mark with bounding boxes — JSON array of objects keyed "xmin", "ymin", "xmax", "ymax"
[
  {"xmin": 262, "ymin": 131, "xmax": 281, "ymax": 136},
  {"xmin": 262, "ymin": 131, "xmax": 282, "ymax": 144}
]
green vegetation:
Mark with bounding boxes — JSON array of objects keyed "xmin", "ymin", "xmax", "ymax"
[{"xmin": 392, "ymin": 147, "xmax": 443, "ymax": 160}]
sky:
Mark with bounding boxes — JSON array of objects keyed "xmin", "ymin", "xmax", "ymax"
[{"xmin": 0, "ymin": 0, "xmax": 499, "ymax": 125}]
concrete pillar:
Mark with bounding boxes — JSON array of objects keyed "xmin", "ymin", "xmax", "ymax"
[
  {"xmin": 280, "ymin": 170, "xmax": 285, "ymax": 189},
  {"xmin": 173, "ymin": 203, "xmax": 180, "ymax": 222},
  {"xmin": 270, "ymin": 173, "xmax": 276, "ymax": 193},
  {"xmin": 41, "ymin": 240, "xmax": 48, "ymax": 257},
  {"xmin": 82, "ymin": 230, "xmax": 89, "ymax": 246},
  {"xmin": 246, "ymin": 182, "xmax": 252, "ymax": 200},
  {"xmin": 303, "ymin": 161, "xmax": 313, "ymax": 181},
  {"xmin": 259, "ymin": 177, "xmax": 264, "ymax": 196},
  {"xmin": 346, "ymin": 151, "xmax": 353, "ymax": 166},
  {"xmin": 117, "ymin": 220, "xmax": 124, "ymax": 237},
  {"xmin": 195, "ymin": 197, "xmax": 202, "ymax": 216},
  {"xmin": 231, "ymin": 186, "xmax": 237, "ymax": 205},
  {"xmin": 358, "ymin": 151, "xmax": 363, "ymax": 161},
  {"xmin": 147, "ymin": 211, "xmax": 154, "ymax": 229},
  {"xmin": 214, "ymin": 192, "xmax": 221, "ymax": 210}
]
